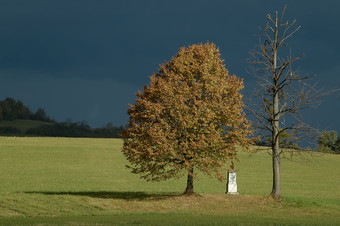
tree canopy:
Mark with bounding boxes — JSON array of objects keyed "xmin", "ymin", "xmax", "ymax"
[
  {"xmin": 318, "ymin": 130, "xmax": 340, "ymax": 154},
  {"xmin": 122, "ymin": 43, "xmax": 253, "ymax": 194},
  {"xmin": 0, "ymin": 97, "xmax": 32, "ymax": 121},
  {"xmin": 0, "ymin": 97, "xmax": 54, "ymax": 122}
]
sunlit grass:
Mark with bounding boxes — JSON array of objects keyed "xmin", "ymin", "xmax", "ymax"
[{"xmin": 0, "ymin": 137, "xmax": 339, "ymax": 225}]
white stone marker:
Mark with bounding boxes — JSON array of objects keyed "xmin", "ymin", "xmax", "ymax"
[{"xmin": 226, "ymin": 171, "xmax": 238, "ymax": 194}]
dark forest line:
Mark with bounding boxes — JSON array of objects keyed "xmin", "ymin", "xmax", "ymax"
[{"xmin": 0, "ymin": 97, "xmax": 123, "ymax": 138}]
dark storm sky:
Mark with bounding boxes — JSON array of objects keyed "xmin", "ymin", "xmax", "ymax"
[{"xmin": 0, "ymin": 0, "xmax": 339, "ymax": 132}]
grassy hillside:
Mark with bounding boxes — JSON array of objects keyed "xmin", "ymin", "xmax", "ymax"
[
  {"xmin": 0, "ymin": 137, "xmax": 339, "ymax": 225},
  {"xmin": 0, "ymin": 119, "xmax": 123, "ymax": 138},
  {"xmin": 0, "ymin": 119, "xmax": 52, "ymax": 135}
]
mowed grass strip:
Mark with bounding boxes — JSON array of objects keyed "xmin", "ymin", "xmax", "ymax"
[{"xmin": 0, "ymin": 137, "xmax": 339, "ymax": 225}]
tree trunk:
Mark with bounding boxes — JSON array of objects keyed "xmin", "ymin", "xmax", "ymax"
[
  {"xmin": 271, "ymin": 128, "xmax": 281, "ymax": 198},
  {"xmin": 271, "ymin": 88, "xmax": 281, "ymax": 198},
  {"xmin": 270, "ymin": 19, "xmax": 281, "ymax": 199},
  {"xmin": 271, "ymin": 75, "xmax": 281, "ymax": 199},
  {"xmin": 184, "ymin": 167, "xmax": 194, "ymax": 195}
]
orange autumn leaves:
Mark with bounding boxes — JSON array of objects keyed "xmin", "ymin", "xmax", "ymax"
[{"xmin": 122, "ymin": 43, "xmax": 253, "ymax": 182}]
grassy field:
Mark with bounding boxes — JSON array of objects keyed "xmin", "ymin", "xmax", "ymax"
[
  {"xmin": 0, "ymin": 137, "xmax": 339, "ymax": 225},
  {"xmin": 0, "ymin": 119, "xmax": 52, "ymax": 134}
]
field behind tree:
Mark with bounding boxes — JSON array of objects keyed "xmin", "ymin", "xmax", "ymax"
[
  {"xmin": 0, "ymin": 120, "xmax": 53, "ymax": 136},
  {"xmin": 0, "ymin": 137, "xmax": 339, "ymax": 225}
]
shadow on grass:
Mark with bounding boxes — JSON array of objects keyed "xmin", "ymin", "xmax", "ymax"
[{"xmin": 23, "ymin": 191, "xmax": 181, "ymax": 201}]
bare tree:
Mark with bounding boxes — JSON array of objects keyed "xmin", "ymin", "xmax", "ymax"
[{"xmin": 248, "ymin": 6, "xmax": 330, "ymax": 198}]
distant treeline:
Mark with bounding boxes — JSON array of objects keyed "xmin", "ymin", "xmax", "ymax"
[
  {"xmin": 0, "ymin": 97, "xmax": 123, "ymax": 138},
  {"xmin": 26, "ymin": 121, "xmax": 124, "ymax": 138},
  {"xmin": 0, "ymin": 97, "xmax": 54, "ymax": 122}
]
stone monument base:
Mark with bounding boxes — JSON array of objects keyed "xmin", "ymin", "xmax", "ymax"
[
  {"xmin": 226, "ymin": 172, "xmax": 238, "ymax": 195},
  {"xmin": 226, "ymin": 183, "xmax": 238, "ymax": 195}
]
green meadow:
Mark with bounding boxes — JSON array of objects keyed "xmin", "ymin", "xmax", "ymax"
[
  {"xmin": 0, "ymin": 120, "xmax": 53, "ymax": 136},
  {"xmin": 0, "ymin": 137, "xmax": 339, "ymax": 225}
]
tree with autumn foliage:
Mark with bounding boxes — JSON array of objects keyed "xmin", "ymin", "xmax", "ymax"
[{"xmin": 122, "ymin": 43, "xmax": 253, "ymax": 195}]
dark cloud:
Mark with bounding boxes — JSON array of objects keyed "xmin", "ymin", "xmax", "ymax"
[
  {"xmin": 0, "ymin": 73, "xmax": 137, "ymax": 126},
  {"xmin": 0, "ymin": 0, "xmax": 339, "ymax": 132}
]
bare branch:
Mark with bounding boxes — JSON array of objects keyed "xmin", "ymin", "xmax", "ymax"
[
  {"xmin": 280, "ymin": 25, "xmax": 301, "ymax": 45},
  {"xmin": 278, "ymin": 5, "xmax": 287, "ymax": 27}
]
